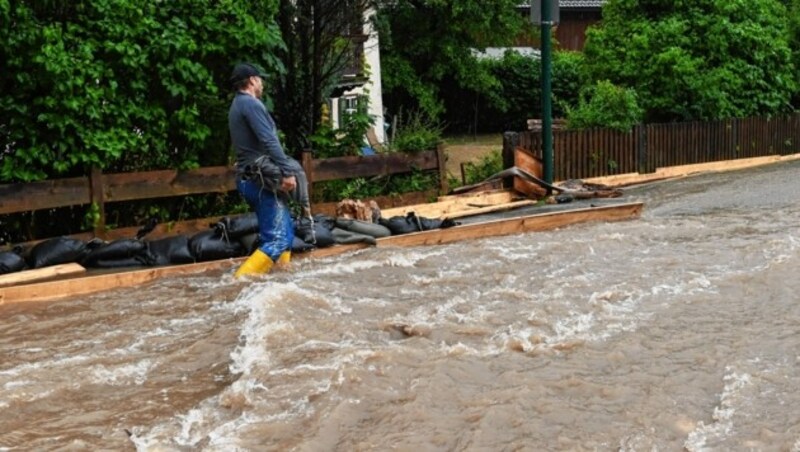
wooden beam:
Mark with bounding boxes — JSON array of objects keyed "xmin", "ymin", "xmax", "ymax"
[
  {"xmin": 103, "ymin": 166, "xmax": 237, "ymax": 203},
  {"xmin": 0, "ymin": 263, "xmax": 86, "ymax": 288},
  {"xmin": 0, "ymin": 177, "xmax": 90, "ymax": 214},
  {"xmin": 0, "ymin": 244, "xmax": 367, "ymax": 304},
  {"xmin": 445, "ymin": 200, "xmax": 539, "ymax": 219},
  {"xmin": 311, "ymin": 151, "xmax": 438, "ymax": 182},
  {"xmin": 377, "ymin": 202, "xmax": 643, "ymax": 248},
  {"xmin": 382, "ymin": 190, "xmax": 520, "ymax": 219},
  {"xmin": 585, "ymin": 154, "xmax": 800, "ymax": 187},
  {"xmin": 514, "ymin": 147, "xmax": 548, "ymax": 198}
]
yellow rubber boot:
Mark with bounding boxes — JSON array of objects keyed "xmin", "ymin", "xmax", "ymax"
[
  {"xmin": 234, "ymin": 249, "xmax": 274, "ymax": 278},
  {"xmin": 275, "ymin": 251, "xmax": 291, "ymax": 270}
]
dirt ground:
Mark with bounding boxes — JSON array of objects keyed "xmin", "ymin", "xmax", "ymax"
[{"xmin": 442, "ymin": 134, "xmax": 503, "ymax": 181}]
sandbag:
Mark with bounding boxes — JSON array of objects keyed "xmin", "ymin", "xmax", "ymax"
[
  {"xmin": 189, "ymin": 230, "xmax": 245, "ymax": 262},
  {"xmin": 90, "ymin": 257, "xmax": 150, "ymax": 268},
  {"xmin": 295, "ymin": 214, "xmax": 335, "ymax": 248},
  {"xmin": 0, "ymin": 250, "xmax": 26, "ymax": 274},
  {"xmin": 335, "ymin": 218, "xmax": 391, "ymax": 238},
  {"xmin": 27, "ymin": 237, "xmax": 88, "ymax": 268},
  {"xmin": 310, "ymin": 221, "xmax": 335, "ymax": 248},
  {"xmin": 146, "ymin": 235, "xmax": 195, "ymax": 266},
  {"xmin": 213, "ymin": 213, "xmax": 259, "ymax": 239},
  {"xmin": 331, "ymin": 228, "xmax": 377, "ymax": 245},
  {"xmin": 291, "ymin": 236, "xmax": 316, "ymax": 253},
  {"xmin": 379, "ymin": 212, "xmax": 458, "ymax": 235},
  {"xmin": 294, "ymin": 216, "xmax": 316, "ymax": 244},
  {"xmin": 82, "ymin": 238, "xmax": 147, "ymax": 267}
]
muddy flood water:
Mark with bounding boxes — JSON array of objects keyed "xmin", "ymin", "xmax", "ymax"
[{"xmin": 2, "ymin": 159, "xmax": 800, "ymax": 451}]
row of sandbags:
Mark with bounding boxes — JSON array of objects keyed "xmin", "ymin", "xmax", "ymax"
[{"xmin": 0, "ymin": 211, "xmax": 457, "ymax": 275}]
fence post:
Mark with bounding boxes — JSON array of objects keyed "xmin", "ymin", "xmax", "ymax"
[
  {"xmin": 636, "ymin": 124, "xmax": 649, "ymax": 174},
  {"xmin": 502, "ymin": 132, "xmax": 520, "ymax": 188},
  {"xmin": 436, "ymin": 143, "xmax": 449, "ymax": 195},
  {"xmin": 301, "ymin": 149, "xmax": 314, "ymax": 200},
  {"xmin": 89, "ymin": 166, "xmax": 106, "ymax": 239}
]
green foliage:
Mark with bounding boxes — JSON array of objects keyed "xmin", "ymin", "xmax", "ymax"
[
  {"xmin": 566, "ymin": 80, "xmax": 643, "ymax": 131},
  {"xmin": 442, "ymin": 50, "xmax": 585, "ymax": 133},
  {"xmin": 82, "ymin": 202, "xmax": 102, "ymax": 230},
  {"xmin": 312, "ymin": 170, "xmax": 439, "ymax": 203},
  {"xmin": 387, "ymin": 110, "xmax": 443, "ymax": 153},
  {"xmin": 0, "ymin": 0, "xmax": 283, "ymax": 182},
  {"xmin": 375, "ymin": 0, "xmax": 525, "ymax": 121},
  {"xmin": 458, "ymin": 150, "xmax": 503, "ymax": 186},
  {"xmin": 583, "ymin": 0, "xmax": 798, "ymax": 122},
  {"xmin": 274, "ymin": 0, "xmax": 374, "ymax": 151},
  {"xmin": 309, "ymin": 108, "xmax": 374, "ymax": 158},
  {"xmin": 780, "ymin": 0, "xmax": 800, "ymax": 106}
]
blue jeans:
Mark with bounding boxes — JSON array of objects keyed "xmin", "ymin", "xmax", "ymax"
[{"xmin": 237, "ymin": 178, "xmax": 294, "ymax": 262}]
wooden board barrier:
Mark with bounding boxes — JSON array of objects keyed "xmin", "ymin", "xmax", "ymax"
[
  {"xmin": 514, "ymin": 147, "xmax": 547, "ymax": 198},
  {"xmin": 377, "ymin": 202, "xmax": 643, "ymax": 248},
  {"xmin": 0, "ymin": 202, "xmax": 642, "ymax": 305},
  {"xmin": 0, "ymin": 263, "xmax": 86, "ymax": 288}
]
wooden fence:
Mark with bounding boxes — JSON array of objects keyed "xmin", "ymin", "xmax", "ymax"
[
  {"xmin": 504, "ymin": 113, "xmax": 800, "ymax": 180},
  {"xmin": 0, "ymin": 147, "xmax": 448, "ymax": 244}
]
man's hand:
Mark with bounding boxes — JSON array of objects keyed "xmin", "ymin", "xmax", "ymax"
[{"xmin": 280, "ymin": 175, "xmax": 297, "ymax": 192}]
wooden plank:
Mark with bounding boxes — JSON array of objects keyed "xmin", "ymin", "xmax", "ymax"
[
  {"xmin": 311, "ymin": 150, "xmax": 438, "ymax": 182},
  {"xmin": 585, "ymin": 154, "xmax": 800, "ymax": 187},
  {"xmin": 0, "ymin": 177, "xmax": 89, "ymax": 214},
  {"xmin": 377, "ymin": 202, "xmax": 644, "ymax": 248},
  {"xmin": 0, "ymin": 244, "xmax": 366, "ymax": 304},
  {"xmin": 514, "ymin": 147, "xmax": 547, "ymax": 198},
  {"xmin": 0, "ymin": 263, "xmax": 86, "ymax": 288},
  {"xmin": 445, "ymin": 200, "xmax": 539, "ymax": 219},
  {"xmin": 103, "ymin": 166, "xmax": 236, "ymax": 202},
  {"xmin": 381, "ymin": 190, "xmax": 518, "ymax": 219}
]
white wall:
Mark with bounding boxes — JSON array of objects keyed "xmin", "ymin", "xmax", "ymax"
[{"xmin": 331, "ymin": 8, "xmax": 385, "ymax": 145}]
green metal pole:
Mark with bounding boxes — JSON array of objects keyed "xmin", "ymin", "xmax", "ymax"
[{"xmin": 540, "ymin": 0, "xmax": 554, "ymax": 190}]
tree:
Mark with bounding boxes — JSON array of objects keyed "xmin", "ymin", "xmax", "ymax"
[
  {"xmin": 273, "ymin": 0, "xmax": 374, "ymax": 153},
  {"xmin": 373, "ymin": 0, "xmax": 525, "ymax": 122},
  {"xmin": 0, "ymin": 0, "xmax": 283, "ymax": 182},
  {"xmin": 582, "ymin": 0, "xmax": 798, "ymax": 122}
]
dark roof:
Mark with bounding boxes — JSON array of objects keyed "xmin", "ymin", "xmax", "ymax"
[
  {"xmin": 519, "ymin": 0, "xmax": 604, "ymax": 8},
  {"xmin": 560, "ymin": 0, "xmax": 605, "ymax": 7}
]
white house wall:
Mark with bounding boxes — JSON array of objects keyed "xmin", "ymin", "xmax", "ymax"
[{"xmin": 332, "ymin": 8, "xmax": 385, "ymax": 144}]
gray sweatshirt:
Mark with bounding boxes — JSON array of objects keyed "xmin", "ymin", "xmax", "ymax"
[{"xmin": 228, "ymin": 92, "xmax": 294, "ymax": 177}]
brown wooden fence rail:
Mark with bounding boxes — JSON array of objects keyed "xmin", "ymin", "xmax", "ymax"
[
  {"xmin": 0, "ymin": 147, "xmax": 447, "ymax": 244},
  {"xmin": 504, "ymin": 113, "xmax": 800, "ymax": 180}
]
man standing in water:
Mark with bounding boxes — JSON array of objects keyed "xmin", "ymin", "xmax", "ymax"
[{"xmin": 228, "ymin": 62, "xmax": 297, "ymax": 277}]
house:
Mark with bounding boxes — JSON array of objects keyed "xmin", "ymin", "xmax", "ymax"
[
  {"xmin": 328, "ymin": 7, "xmax": 386, "ymax": 146},
  {"xmin": 518, "ymin": 0, "xmax": 605, "ymax": 51},
  {"xmin": 553, "ymin": 0, "xmax": 604, "ymax": 50}
]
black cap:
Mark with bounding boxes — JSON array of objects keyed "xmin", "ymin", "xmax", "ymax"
[{"xmin": 230, "ymin": 62, "xmax": 268, "ymax": 86}]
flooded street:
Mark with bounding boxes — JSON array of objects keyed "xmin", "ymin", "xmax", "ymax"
[{"xmin": 2, "ymin": 160, "xmax": 800, "ymax": 451}]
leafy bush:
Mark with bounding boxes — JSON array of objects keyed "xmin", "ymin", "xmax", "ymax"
[
  {"xmin": 449, "ymin": 150, "xmax": 503, "ymax": 188},
  {"xmin": 566, "ymin": 80, "xmax": 643, "ymax": 131},
  {"xmin": 441, "ymin": 50, "xmax": 586, "ymax": 134},
  {"xmin": 309, "ymin": 109, "xmax": 375, "ymax": 158},
  {"xmin": 583, "ymin": 0, "xmax": 797, "ymax": 122},
  {"xmin": 0, "ymin": 0, "xmax": 283, "ymax": 182},
  {"xmin": 387, "ymin": 110, "xmax": 443, "ymax": 153},
  {"xmin": 312, "ymin": 170, "xmax": 439, "ymax": 203}
]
